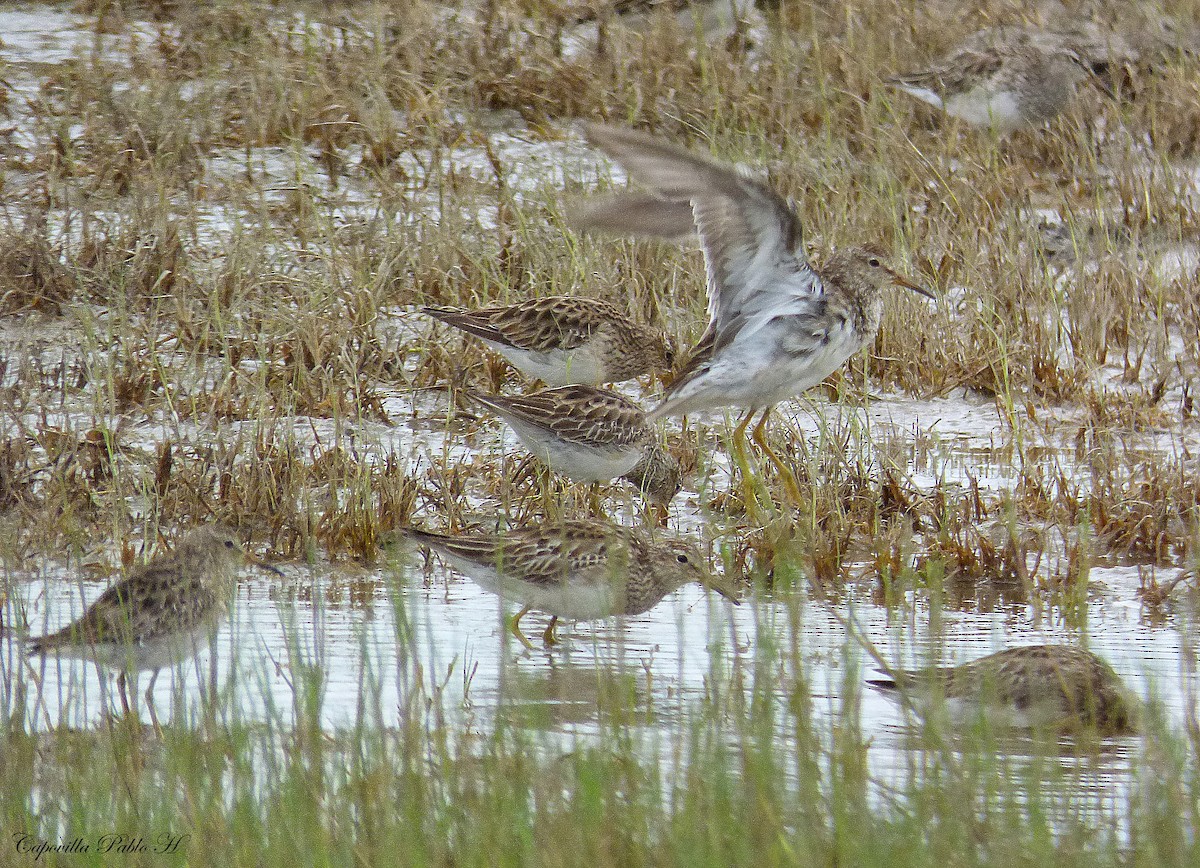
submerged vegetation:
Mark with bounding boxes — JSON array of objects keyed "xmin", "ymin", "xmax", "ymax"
[{"xmin": 2, "ymin": 0, "xmax": 1200, "ymax": 862}]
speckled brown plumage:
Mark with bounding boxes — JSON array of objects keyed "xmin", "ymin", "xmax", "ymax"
[
  {"xmin": 385, "ymin": 520, "xmax": 738, "ymax": 648},
  {"xmin": 622, "ymin": 441, "xmax": 683, "ymax": 504},
  {"xmin": 888, "ymin": 31, "xmax": 1109, "ymax": 131},
  {"xmin": 28, "ymin": 524, "xmax": 278, "ymax": 726},
  {"xmin": 466, "ymin": 385, "xmax": 681, "ymax": 502},
  {"xmin": 868, "ymin": 645, "xmax": 1139, "ymax": 736},
  {"xmin": 423, "ymin": 296, "xmax": 674, "ymax": 386},
  {"xmin": 30, "ymin": 526, "xmax": 243, "ymax": 658},
  {"xmin": 470, "ymin": 385, "xmax": 651, "ymax": 447}
]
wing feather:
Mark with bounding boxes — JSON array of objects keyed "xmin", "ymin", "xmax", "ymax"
[
  {"xmin": 575, "ymin": 122, "xmax": 825, "ymax": 355},
  {"xmin": 466, "ymin": 386, "xmax": 650, "ymax": 447}
]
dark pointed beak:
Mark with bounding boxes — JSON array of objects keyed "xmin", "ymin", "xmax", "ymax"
[
  {"xmin": 890, "ymin": 271, "xmax": 936, "ymax": 300},
  {"xmin": 249, "ymin": 554, "xmax": 284, "ymax": 576},
  {"xmin": 703, "ymin": 573, "xmax": 742, "ymax": 605}
]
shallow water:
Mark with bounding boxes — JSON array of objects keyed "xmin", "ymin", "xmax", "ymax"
[
  {"xmin": 2, "ymin": 3, "xmax": 1199, "ymax": 836},
  {"xmin": 5, "ymin": 539, "xmax": 1193, "ymax": 815}
]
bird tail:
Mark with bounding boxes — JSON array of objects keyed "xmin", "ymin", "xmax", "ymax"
[{"xmin": 864, "ymin": 677, "xmax": 900, "ymax": 693}]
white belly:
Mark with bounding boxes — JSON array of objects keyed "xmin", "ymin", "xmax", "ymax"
[
  {"xmin": 894, "ymin": 83, "xmax": 945, "ymax": 110},
  {"xmin": 662, "ymin": 323, "xmax": 864, "ymax": 415},
  {"xmin": 946, "ymin": 88, "xmax": 1022, "ymax": 131},
  {"xmin": 505, "ymin": 419, "xmax": 644, "ymax": 481},
  {"xmin": 750, "ymin": 332, "xmax": 862, "ymax": 407},
  {"xmin": 505, "ymin": 579, "xmax": 618, "ymax": 620},
  {"xmin": 438, "ymin": 552, "xmax": 620, "ymax": 620},
  {"xmin": 487, "ymin": 341, "xmax": 605, "ymax": 386}
]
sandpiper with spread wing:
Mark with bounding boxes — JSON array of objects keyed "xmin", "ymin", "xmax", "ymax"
[{"xmin": 571, "ymin": 122, "xmax": 933, "ymax": 503}]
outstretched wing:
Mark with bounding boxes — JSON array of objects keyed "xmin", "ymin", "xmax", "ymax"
[
  {"xmin": 576, "ymin": 123, "xmax": 824, "ymax": 339},
  {"xmin": 569, "ymin": 192, "xmax": 699, "ymax": 243}
]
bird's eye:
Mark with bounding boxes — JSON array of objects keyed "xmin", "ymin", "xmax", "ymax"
[
  {"xmin": 868, "ymin": 257, "xmax": 881, "ymax": 268},
  {"xmin": 676, "ymin": 553, "xmax": 689, "ymax": 564},
  {"xmin": 224, "ymin": 540, "xmax": 236, "ymax": 549}
]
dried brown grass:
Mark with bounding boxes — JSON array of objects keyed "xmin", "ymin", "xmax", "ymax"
[{"xmin": 2, "ymin": 0, "xmax": 1199, "ymax": 610}]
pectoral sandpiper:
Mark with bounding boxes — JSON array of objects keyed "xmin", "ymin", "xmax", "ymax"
[
  {"xmin": 27, "ymin": 524, "xmax": 282, "ymax": 729},
  {"xmin": 867, "ymin": 644, "xmax": 1138, "ymax": 736},
  {"xmin": 384, "ymin": 519, "xmax": 739, "ymax": 649},
  {"xmin": 571, "ymin": 122, "xmax": 933, "ymax": 503},
  {"xmin": 888, "ymin": 30, "xmax": 1114, "ymax": 132},
  {"xmin": 466, "ymin": 385, "xmax": 682, "ymax": 503}
]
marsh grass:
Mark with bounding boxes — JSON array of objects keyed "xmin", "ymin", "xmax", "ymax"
[
  {"xmin": 5, "ymin": 585, "xmax": 1199, "ymax": 866},
  {"xmin": 1, "ymin": 0, "xmax": 1197, "ymax": 589},
  {"xmin": 4, "ymin": 0, "xmax": 1200, "ymax": 861}
]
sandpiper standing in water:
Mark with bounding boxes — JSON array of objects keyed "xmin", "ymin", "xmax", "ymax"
[
  {"xmin": 384, "ymin": 519, "xmax": 739, "ymax": 649},
  {"xmin": 27, "ymin": 524, "xmax": 281, "ymax": 730}
]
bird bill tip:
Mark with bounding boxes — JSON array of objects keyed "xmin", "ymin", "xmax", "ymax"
[
  {"xmin": 891, "ymin": 272, "xmax": 936, "ymax": 299},
  {"xmin": 704, "ymin": 578, "xmax": 742, "ymax": 605},
  {"xmin": 248, "ymin": 554, "xmax": 284, "ymax": 577}
]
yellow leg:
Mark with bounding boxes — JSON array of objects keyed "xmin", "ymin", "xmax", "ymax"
[
  {"xmin": 730, "ymin": 409, "xmax": 761, "ymax": 513},
  {"xmin": 751, "ymin": 408, "xmax": 802, "ymax": 504},
  {"xmin": 542, "ymin": 616, "xmax": 559, "ymax": 647},
  {"xmin": 508, "ymin": 605, "xmax": 536, "ymax": 651},
  {"xmin": 732, "ymin": 409, "xmax": 754, "ymax": 461},
  {"xmin": 116, "ymin": 671, "xmax": 144, "ymax": 738}
]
